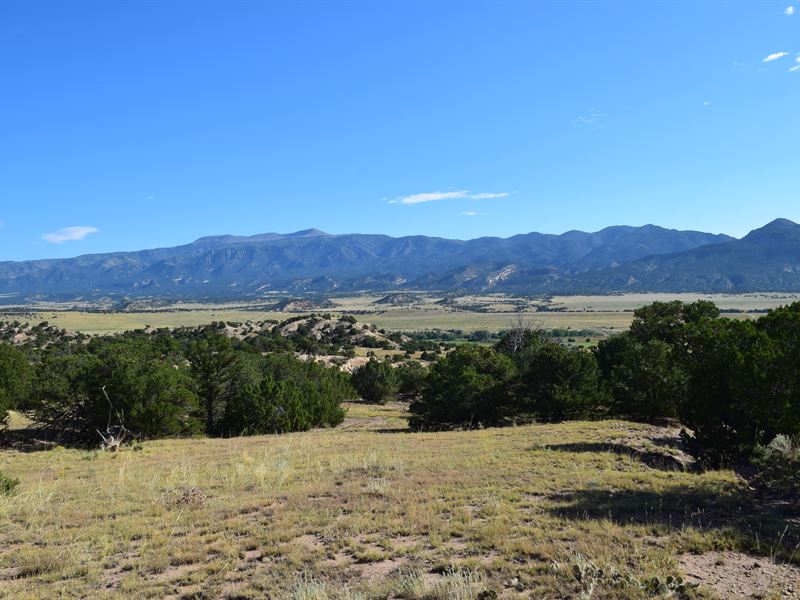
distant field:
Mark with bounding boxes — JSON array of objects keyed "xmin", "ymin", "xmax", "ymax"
[
  {"xmin": 366, "ymin": 309, "xmax": 634, "ymax": 332},
  {"xmin": 549, "ymin": 292, "xmax": 800, "ymax": 312},
  {"xmin": 1, "ymin": 292, "xmax": 793, "ymax": 335},
  {"xmin": 4, "ymin": 310, "xmax": 291, "ymax": 335},
  {"xmin": 0, "ymin": 307, "xmax": 635, "ymax": 334}
]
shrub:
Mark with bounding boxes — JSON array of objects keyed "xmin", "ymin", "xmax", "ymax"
[
  {"xmin": 351, "ymin": 359, "xmax": 397, "ymax": 404},
  {"xmin": 220, "ymin": 352, "xmax": 350, "ymax": 435},
  {"xmin": 0, "ymin": 471, "xmax": 20, "ymax": 495},
  {"xmin": 601, "ymin": 300, "xmax": 800, "ymax": 464},
  {"xmin": 0, "ymin": 343, "xmax": 33, "ymax": 424},
  {"xmin": 680, "ymin": 318, "xmax": 779, "ymax": 465},
  {"xmin": 515, "ymin": 342, "xmax": 609, "ymax": 422},
  {"xmin": 751, "ymin": 434, "xmax": 800, "ymax": 497},
  {"xmin": 629, "ymin": 300, "xmax": 719, "ymax": 346},
  {"xmin": 596, "ymin": 334, "xmax": 687, "ymax": 420},
  {"xmin": 189, "ymin": 331, "xmax": 236, "ymax": 436},
  {"xmin": 395, "ymin": 361, "xmax": 428, "ymax": 400},
  {"xmin": 409, "ymin": 345, "xmax": 515, "ymax": 430},
  {"xmin": 31, "ymin": 339, "xmax": 202, "ymax": 443}
]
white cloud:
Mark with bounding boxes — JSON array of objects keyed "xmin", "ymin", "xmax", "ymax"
[
  {"xmin": 390, "ymin": 191, "xmax": 469, "ymax": 205},
  {"xmin": 703, "ymin": 100, "xmax": 712, "ymax": 107},
  {"xmin": 390, "ymin": 190, "xmax": 508, "ymax": 205},
  {"xmin": 785, "ymin": 6, "xmax": 795, "ymax": 15},
  {"xmin": 42, "ymin": 226, "xmax": 99, "ymax": 244},
  {"xmin": 467, "ymin": 192, "xmax": 509, "ymax": 200},
  {"xmin": 573, "ymin": 109, "xmax": 606, "ymax": 128},
  {"xmin": 790, "ymin": 65, "xmax": 800, "ymax": 72},
  {"xmin": 461, "ymin": 211, "xmax": 481, "ymax": 217},
  {"xmin": 763, "ymin": 51, "xmax": 789, "ymax": 62}
]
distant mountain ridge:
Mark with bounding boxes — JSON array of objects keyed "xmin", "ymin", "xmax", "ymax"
[
  {"xmin": 557, "ymin": 219, "xmax": 800, "ymax": 293},
  {"xmin": 0, "ymin": 220, "xmax": 797, "ymax": 299}
]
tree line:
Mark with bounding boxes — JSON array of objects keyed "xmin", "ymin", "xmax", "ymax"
[
  {"xmin": 357, "ymin": 301, "xmax": 800, "ymax": 470},
  {"xmin": 1, "ymin": 302, "xmax": 799, "ymax": 477},
  {"xmin": 0, "ymin": 326, "xmax": 353, "ymax": 444}
]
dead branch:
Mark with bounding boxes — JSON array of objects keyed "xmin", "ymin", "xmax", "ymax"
[{"xmin": 97, "ymin": 386, "xmax": 134, "ymax": 451}]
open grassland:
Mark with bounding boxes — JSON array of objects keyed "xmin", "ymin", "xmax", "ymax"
[
  {"xmin": 1, "ymin": 406, "xmax": 798, "ymax": 599},
  {"xmin": 2, "ymin": 309, "xmax": 293, "ymax": 335},
  {"xmin": 3, "ymin": 291, "xmax": 792, "ymax": 335},
  {"xmin": 0, "ymin": 307, "xmax": 754, "ymax": 336},
  {"xmin": 2, "ymin": 306, "xmax": 635, "ymax": 335},
  {"xmin": 548, "ymin": 293, "xmax": 800, "ymax": 313},
  {"xmin": 365, "ymin": 309, "xmax": 634, "ymax": 333}
]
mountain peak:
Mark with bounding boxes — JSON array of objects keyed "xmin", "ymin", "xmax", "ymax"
[
  {"xmin": 287, "ymin": 228, "xmax": 330, "ymax": 238},
  {"xmin": 743, "ymin": 218, "xmax": 800, "ymax": 242},
  {"xmin": 761, "ymin": 218, "xmax": 798, "ymax": 229},
  {"xmin": 193, "ymin": 228, "xmax": 329, "ymax": 245}
]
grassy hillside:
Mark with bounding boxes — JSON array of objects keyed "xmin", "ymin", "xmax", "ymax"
[{"xmin": 1, "ymin": 405, "xmax": 797, "ymax": 599}]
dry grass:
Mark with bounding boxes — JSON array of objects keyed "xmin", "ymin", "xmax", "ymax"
[
  {"xmin": 549, "ymin": 292, "xmax": 800, "ymax": 312},
  {"xmin": 4, "ymin": 292, "xmax": 786, "ymax": 336},
  {"xmin": 2, "ymin": 307, "xmax": 633, "ymax": 335},
  {"xmin": 0, "ymin": 411, "xmax": 796, "ymax": 598}
]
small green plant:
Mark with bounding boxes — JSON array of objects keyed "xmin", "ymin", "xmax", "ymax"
[
  {"xmin": 553, "ymin": 554, "xmax": 698, "ymax": 599},
  {"xmin": 0, "ymin": 471, "xmax": 19, "ymax": 495},
  {"xmin": 394, "ymin": 569, "xmax": 428, "ymax": 599},
  {"xmin": 752, "ymin": 434, "xmax": 800, "ymax": 497},
  {"xmin": 292, "ymin": 574, "xmax": 329, "ymax": 600},
  {"xmin": 642, "ymin": 574, "xmax": 699, "ymax": 598},
  {"xmin": 430, "ymin": 568, "xmax": 488, "ymax": 600}
]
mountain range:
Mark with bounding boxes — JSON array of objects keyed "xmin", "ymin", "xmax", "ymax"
[{"xmin": 1, "ymin": 219, "xmax": 798, "ymax": 300}]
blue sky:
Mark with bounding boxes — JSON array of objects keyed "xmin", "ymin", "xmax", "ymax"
[{"xmin": 1, "ymin": 0, "xmax": 798, "ymax": 261}]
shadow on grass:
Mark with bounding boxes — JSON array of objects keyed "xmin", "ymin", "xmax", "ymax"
[
  {"xmin": 374, "ymin": 427, "xmax": 412, "ymax": 434},
  {"xmin": 548, "ymin": 483, "xmax": 800, "ymax": 562},
  {"xmin": 543, "ymin": 442, "xmax": 695, "ymax": 472},
  {"xmin": 0, "ymin": 426, "xmax": 61, "ymax": 453}
]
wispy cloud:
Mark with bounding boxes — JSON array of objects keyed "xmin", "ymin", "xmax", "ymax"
[
  {"xmin": 389, "ymin": 190, "xmax": 509, "ymax": 205},
  {"xmin": 703, "ymin": 100, "xmax": 712, "ymax": 107},
  {"xmin": 785, "ymin": 6, "xmax": 795, "ymax": 15},
  {"xmin": 461, "ymin": 211, "xmax": 485, "ymax": 217},
  {"xmin": 468, "ymin": 192, "xmax": 508, "ymax": 200},
  {"xmin": 42, "ymin": 226, "xmax": 99, "ymax": 244},
  {"xmin": 763, "ymin": 51, "xmax": 789, "ymax": 62},
  {"xmin": 390, "ymin": 191, "xmax": 468, "ymax": 205},
  {"xmin": 790, "ymin": 65, "xmax": 800, "ymax": 72},
  {"xmin": 573, "ymin": 108, "xmax": 606, "ymax": 128}
]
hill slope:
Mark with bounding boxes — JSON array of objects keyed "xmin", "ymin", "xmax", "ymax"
[{"xmin": 2, "ymin": 416, "xmax": 795, "ymax": 598}]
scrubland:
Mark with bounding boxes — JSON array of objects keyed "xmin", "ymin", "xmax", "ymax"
[
  {"xmin": 1, "ymin": 404, "xmax": 797, "ymax": 599},
  {"xmin": 4, "ymin": 292, "xmax": 791, "ymax": 335}
]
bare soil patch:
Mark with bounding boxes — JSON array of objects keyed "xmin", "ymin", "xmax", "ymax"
[{"xmin": 680, "ymin": 551, "xmax": 800, "ymax": 599}]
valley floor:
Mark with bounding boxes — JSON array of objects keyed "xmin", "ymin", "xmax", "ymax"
[
  {"xmin": 1, "ymin": 405, "xmax": 798, "ymax": 599},
  {"xmin": 6, "ymin": 292, "xmax": 797, "ymax": 335}
]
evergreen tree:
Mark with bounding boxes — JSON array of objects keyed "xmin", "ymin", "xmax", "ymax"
[
  {"xmin": 0, "ymin": 343, "xmax": 32, "ymax": 425},
  {"xmin": 351, "ymin": 358, "xmax": 397, "ymax": 404},
  {"xmin": 189, "ymin": 332, "xmax": 236, "ymax": 436},
  {"xmin": 409, "ymin": 345, "xmax": 515, "ymax": 430}
]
